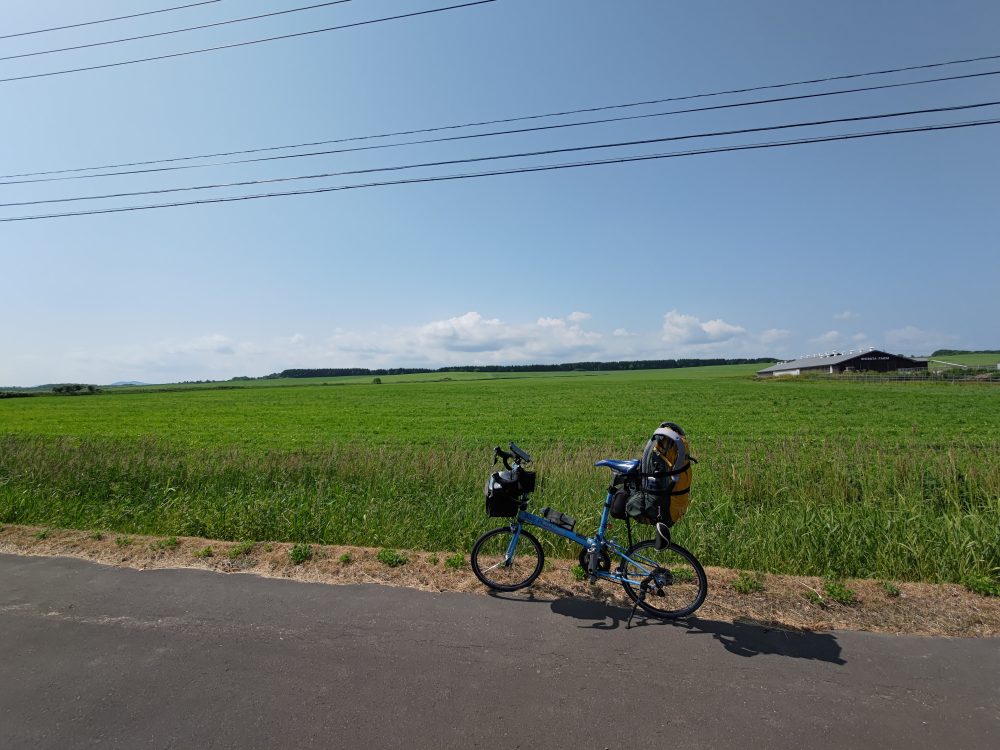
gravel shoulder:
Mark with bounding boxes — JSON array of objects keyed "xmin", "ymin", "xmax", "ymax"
[{"xmin": 1, "ymin": 524, "xmax": 997, "ymax": 637}]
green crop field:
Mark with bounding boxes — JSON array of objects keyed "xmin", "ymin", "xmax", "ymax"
[{"xmin": 1, "ymin": 365, "xmax": 998, "ymax": 586}]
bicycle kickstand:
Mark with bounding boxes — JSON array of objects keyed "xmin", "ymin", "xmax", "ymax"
[
  {"xmin": 626, "ymin": 599, "xmax": 641, "ymax": 630},
  {"xmin": 626, "ymin": 574, "xmax": 655, "ymax": 630}
]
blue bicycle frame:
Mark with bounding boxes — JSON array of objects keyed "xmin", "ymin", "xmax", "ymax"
[{"xmin": 504, "ymin": 489, "xmax": 658, "ymax": 585}]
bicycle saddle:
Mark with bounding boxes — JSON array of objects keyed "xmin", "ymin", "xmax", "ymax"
[{"xmin": 594, "ymin": 459, "xmax": 639, "ymax": 475}]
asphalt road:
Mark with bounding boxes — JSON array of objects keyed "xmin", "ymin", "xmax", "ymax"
[{"xmin": 1, "ymin": 553, "xmax": 997, "ymax": 749}]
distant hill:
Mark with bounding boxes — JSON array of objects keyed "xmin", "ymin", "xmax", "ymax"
[{"xmin": 109, "ymin": 381, "xmax": 149, "ymax": 386}]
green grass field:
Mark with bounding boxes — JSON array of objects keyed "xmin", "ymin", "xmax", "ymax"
[
  {"xmin": 1, "ymin": 365, "xmax": 998, "ymax": 585},
  {"xmin": 927, "ymin": 353, "xmax": 1000, "ymax": 369}
]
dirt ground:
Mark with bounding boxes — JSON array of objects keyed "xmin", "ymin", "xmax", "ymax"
[{"xmin": 1, "ymin": 524, "xmax": 996, "ymax": 637}]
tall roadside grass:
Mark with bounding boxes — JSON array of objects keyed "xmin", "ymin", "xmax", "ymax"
[{"xmin": 0, "ymin": 434, "xmax": 997, "ymax": 584}]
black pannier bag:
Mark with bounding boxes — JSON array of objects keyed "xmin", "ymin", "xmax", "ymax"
[
  {"xmin": 609, "ymin": 487, "xmax": 631, "ymax": 520},
  {"xmin": 516, "ymin": 468, "xmax": 536, "ymax": 494},
  {"xmin": 484, "ymin": 470, "xmax": 520, "ymax": 517},
  {"xmin": 609, "ymin": 465, "xmax": 639, "ymax": 520},
  {"xmin": 484, "ymin": 465, "xmax": 537, "ymax": 517}
]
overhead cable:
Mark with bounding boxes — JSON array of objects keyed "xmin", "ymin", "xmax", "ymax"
[
  {"xmin": 4, "ymin": 101, "xmax": 997, "ymax": 208},
  {"xmin": 5, "ymin": 51, "xmax": 1000, "ymax": 180},
  {"xmin": 0, "ymin": 2, "xmax": 353, "ymax": 63},
  {"xmin": 3, "ymin": 67, "xmax": 999, "ymax": 186},
  {"xmin": 3, "ymin": 118, "xmax": 997, "ymax": 223},
  {"xmin": 0, "ymin": 1, "xmax": 496, "ymax": 84},
  {"xmin": 0, "ymin": 1, "xmax": 222, "ymax": 40}
]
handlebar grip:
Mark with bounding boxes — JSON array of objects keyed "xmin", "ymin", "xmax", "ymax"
[{"xmin": 493, "ymin": 445, "xmax": 513, "ymax": 470}]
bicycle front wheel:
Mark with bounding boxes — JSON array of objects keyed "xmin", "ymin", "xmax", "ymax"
[
  {"xmin": 470, "ymin": 527, "xmax": 544, "ymax": 592},
  {"xmin": 620, "ymin": 540, "xmax": 707, "ymax": 619}
]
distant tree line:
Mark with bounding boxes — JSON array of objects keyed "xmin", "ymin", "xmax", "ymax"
[
  {"xmin": 52, "ymin": 384, "xmax": 101, "ymax": 395},
  {"xmin": 931, "ymin": 349, "xmax": 1000, "ymax": 356},
  {"xmin": 269, "ymin": 358, "xmax": 778, "ymax": 379}
]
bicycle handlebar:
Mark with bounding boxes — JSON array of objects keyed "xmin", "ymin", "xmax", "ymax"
[
  {"xmin": 493, "ymin": 442, "xmax": 532, "ymax": 470},
  {"xmin": 493, "ymin": 445, "xmax": 513, "ymax": 470}
]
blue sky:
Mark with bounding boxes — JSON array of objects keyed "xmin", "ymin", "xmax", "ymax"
[{"xmin": 2, "ymin": 0, "xmax": 998, "ymax": 385}]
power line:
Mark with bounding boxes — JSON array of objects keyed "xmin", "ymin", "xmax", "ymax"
[
  {"xmin": 5, "ymin": 50, "xmax": 999, "ymax": 180},
  {"xmin": 3, "ymin": 118, "xmax": 996, "ymax": 223},
  {"xmin": 0, "ymin": 1, "xmax": 222, "ymax": 40},
  {"xmin": 0, "ymin": 1, "xmax": 496, "ymax": 84},
  {"xmin": 4, "ymin": 66, "xmax": 999, "ymax": 186},
  {"xmin": 5, "ymin": 101, "xmax": 997, "ymax": 208},
  {"xmin": 0, "ymin": 2, "xmax": 353, "ymax": 63}
]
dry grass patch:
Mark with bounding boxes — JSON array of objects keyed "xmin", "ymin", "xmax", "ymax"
[{"xmin": 1, "ymin": 524, "xmax": 997, "ymax": 637}]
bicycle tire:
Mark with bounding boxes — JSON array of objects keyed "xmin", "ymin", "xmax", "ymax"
[
  {"xmin": 619, "ymin": 540, "xmax": 707, "ymax": 619},
  {"xmin": 470, "ymin": 526, "xmax": 544, "ymax": 592}
]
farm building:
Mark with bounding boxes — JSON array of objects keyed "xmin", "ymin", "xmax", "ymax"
[{"xmin": 756, "ymin": 349, "xmax": 928, "ymax": 377}]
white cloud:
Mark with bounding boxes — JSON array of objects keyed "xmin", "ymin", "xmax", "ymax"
[
  {"xmin": 8, "ymin": 310, "xmax": 786, "ymax": 385},
  {"xmin": 810, "ymin": 330, "xmax": 843, "ymax": 345},
  {"xmin": 55, "ymin": 333, "xmax": 271, "ymax": 384},
  {"xmin": 567, "ymin": 311, "xmax": 591, "ymax": 323},
  {"xmin": 661, "ymin": 311, "xmax": 746, "ymax": 352},
  {"xmin": 834, "ymin": 310, "xmax": 860, "ymax": 321},
  {"xmin": 885, "ymin": 325, "xmax": 956, "ymax": 354},
  {"xmin": 760, "ymin": 328, "xmax": 791, "ymax": 344},
  {"xmin": 325, "ymin": 311, "xmax": 608, "ymax": 366},
  {"xmin": 417, "ymin": 311, "xmax": 511, "ymax": 352}
]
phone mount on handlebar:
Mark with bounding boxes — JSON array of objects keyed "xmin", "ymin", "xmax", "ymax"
[{"xmin": 509, "ymin": 442, "xmax": 532, "ymax": 464}]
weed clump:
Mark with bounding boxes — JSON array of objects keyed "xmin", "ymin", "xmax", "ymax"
[
  {"xmin": 89, "ymin": 531, "xmax": 103, "ymax": 541},
  {"xmin": 228, "ymin": 540, "xmax": 255, "ymax": 559},
  {"xmin": 151, "ymin": 536, "xmax": 179, "ymax": 550},
  {"xmin": 881, "ymin": 581, "xmax": 901, "ymax": 598},
  {"xmin": 571, "ymin": 564, "xmax": 586, "ymax": 582},
  {"xmin": 427, "ymin": 553, "xmax": 439, "ymax": 566},
  {"xmin": 444, "ymin": 553, "xmax": 465, "ymax": 570},
  {"xmin": 804, "ymin": 589, "xmax": 823, "ymax": 606},
  {"xmin": 963, "ymin": 575, "xmax": 1000, "ymax": 598},
  {"xmin": 338, "ymin": 552, "xmax": 352, "ymax": 565},
  {"xmin": 193, "ymin": 546, "xmax": 214, "ymax": 558},
  {"xmin": 289, "ymin": 543, "xmax": 312, "ymax": 565},
  {"xmin": 823, "ymin": 577, "xmax": 858, "ymax": 606},
  {"xmin": 35, "ymin": 528, "xmax": 50, "ymax": 540},
  {"xmin": 732, "ymin": 571, "xmax": 765, "ymax": 594},
  {"xmin": 115, "ymin": 535, "xmax": 132, "ymax": 547},
  {"xmin": 377, "ymin": 548, "xmax": 407, "ymax": 568}
]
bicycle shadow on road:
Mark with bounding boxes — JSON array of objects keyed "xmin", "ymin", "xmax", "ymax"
[
  {"xmin": 491, "ymin": 592, "xmax": 845, "ymax": 664},
  {"xmin": 678, "ymin": 616, "xmax": 846, "ymax": 664}
]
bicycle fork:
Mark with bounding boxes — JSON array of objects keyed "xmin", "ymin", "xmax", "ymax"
[{"xmin": 502, "ymin": 523, "xmax": 523, "ymax": 566}]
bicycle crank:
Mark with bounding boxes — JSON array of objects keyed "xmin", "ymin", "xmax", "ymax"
[{"xmin": 579, "ymin": 547, "xmax": 611, "ymax": 582}]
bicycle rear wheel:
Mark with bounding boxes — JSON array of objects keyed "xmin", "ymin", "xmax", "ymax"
[
  {"xmin": 470, "ymin": 527, "xmax": 544, "ymax": 592},
  {"xmin": 620, "ymin": 540, "xmax": 707, "ymax": 619}
]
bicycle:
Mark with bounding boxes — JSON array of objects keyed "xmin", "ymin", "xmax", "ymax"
[{"xmin": 471, "ymin": 443, "xmax": 707, "ymax": 626}]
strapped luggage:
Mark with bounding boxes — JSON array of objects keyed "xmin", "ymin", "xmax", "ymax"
[{"xmin": 624, "ymin": 422, "xmax": 694, "ymax": 527}]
